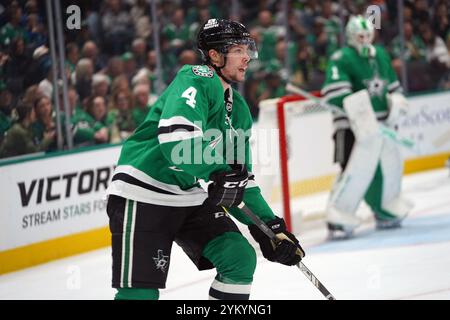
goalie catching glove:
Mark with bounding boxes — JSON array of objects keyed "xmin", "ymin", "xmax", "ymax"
[
  {"xmin": 386, "ymin": 92, "xmax": 408, "ymax": 128},
  {"xmin": 207, "ymin": 164, "xmax": 248, "ymax": 207},
  {"xmin": 249, "ymin": 216, "xmax": 305, "ymax": 266}
]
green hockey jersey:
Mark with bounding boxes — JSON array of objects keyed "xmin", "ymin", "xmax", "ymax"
[
  {"xmin": 321, "ymin": 45, "xmax": 402, "ymax": 131},
  {"xmin": 106, "ymin": 65, "xmax": 276, "ymax": 224}
]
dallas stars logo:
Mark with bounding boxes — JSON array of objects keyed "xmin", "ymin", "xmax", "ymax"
[
  {"xmin": 192, "ymin": 65, "xmax": 213, "ymax": 78},
  {"xmin": 363, "ymin": 73, "xmax": 387, "ymax": 98},
  {"xmin": 153, "ymin": 249, "xmax": 169, "ymax": 273}
]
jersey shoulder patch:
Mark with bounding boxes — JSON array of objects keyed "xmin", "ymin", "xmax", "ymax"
[
  {"xmin": 330, "ymin": 49, "xmax": 343, "ymax": 61},
  {"xmin": 192, "ymin": 65, "xmax": 214, "ymax": 78}
]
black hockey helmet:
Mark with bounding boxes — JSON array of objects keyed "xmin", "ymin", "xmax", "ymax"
[{"xmin": 197, "ymin": 19, "xmax": 258, "ymax": 62}]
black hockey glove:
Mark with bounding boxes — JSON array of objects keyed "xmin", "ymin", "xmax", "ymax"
[
  {"xmin": 249, "ymin": 216, "xmax": 305, "ymax": 266},
  {"xmin": 207, "ymin": 164, "xmax": 248, "ymax": 208}
]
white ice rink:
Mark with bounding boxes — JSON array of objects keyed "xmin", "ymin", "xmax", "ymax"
[{"xmin": 1, "ymin": 168, "xmax": 450, "ymax": 300}]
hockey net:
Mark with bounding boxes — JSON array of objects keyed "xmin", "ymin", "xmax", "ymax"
[{"xmin": 252, "ymin": 92, "xmax": 339, "ymax": 233}]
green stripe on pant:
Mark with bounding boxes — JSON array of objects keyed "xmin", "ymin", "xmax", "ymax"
[{"xmin": 121, "ymin": 199, "xmax": 135, "ymax": 287}]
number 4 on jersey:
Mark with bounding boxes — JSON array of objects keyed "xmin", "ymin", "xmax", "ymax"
[
  {"xmin": 182, "ymin": 87, "xmax": 197, "ymax": 108},
  {"xmin": 331, "ymin": 66, "xmax": 339, "ymax": 80}
]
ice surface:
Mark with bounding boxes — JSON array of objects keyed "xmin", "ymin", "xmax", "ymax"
[{"xmin": 1, "ymin": 168, "xmax": 449, "ymax": 300}]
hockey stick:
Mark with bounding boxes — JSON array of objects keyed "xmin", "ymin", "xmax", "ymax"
[
  {"xmin": 225, "ymin": 203, "xmax": 336, "ymax": 300},
  {"xmin": 285, "ymin": 83, "xmax": 416, "ymax": 150}
]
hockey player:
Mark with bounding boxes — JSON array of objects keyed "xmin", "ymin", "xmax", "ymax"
[
  {"xmin": 321, "ymin": 15, "xmax": 414, "ymax": 239},
  {"xmin": 105, "ymin": 19, "xmax": 304, "ymax": 300}
]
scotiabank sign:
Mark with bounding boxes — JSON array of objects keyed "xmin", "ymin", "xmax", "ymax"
[
  {"xmin": 0, "ymin": 146, "xmax": 121, "ymax": 251},
  {"xmin": 398, "ymin": 91, "xmax": 450, "ymax": 158}
]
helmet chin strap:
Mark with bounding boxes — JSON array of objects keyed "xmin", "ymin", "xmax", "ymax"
[{"xmin": 211, "ymin": 56, "xmax": 234, "ymax": 84}]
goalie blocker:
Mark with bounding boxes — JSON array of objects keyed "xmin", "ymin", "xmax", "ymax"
[{"xmin": 326, "ymin": 89, "xmax": 414, "ymax": 238}]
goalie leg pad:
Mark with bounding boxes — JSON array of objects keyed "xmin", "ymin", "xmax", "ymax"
[
  {"xmin": 343, "ymin": 89, "xmax": 379, "ymax": 142},
  {"xmin": 379, "ymin": 138, "xmax": 404, "ymax": 207},
  {"xmin": 365, "ymin": 139, "xmax": 414, "ymax": 224},
  {"xmin": 327, "ymin": 133, "xmax": 383, "ymax": 219}
]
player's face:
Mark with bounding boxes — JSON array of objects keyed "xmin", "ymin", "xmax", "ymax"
[
  {"xmin": 356, "ymin": 30, "xmax": 374, "ymax": 46},
  {"xmin": 221, "ymin": 44, "xmax": 251, "ymax": 82}
]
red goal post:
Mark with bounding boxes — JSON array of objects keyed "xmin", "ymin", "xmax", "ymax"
[{"xmin": 275, "ymin": 91, "xmax": 322, "ymax": 231}]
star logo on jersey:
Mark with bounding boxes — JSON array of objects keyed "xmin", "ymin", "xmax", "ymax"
[
  {"xmin": 153, "ymin": 250, "xmax": 169, "ymax": 273},
  {"xmin": 363, "ymin": 74, "xmax": 387, "ymax": 98},
  {"xmin": 192, "ymin": 65, "xmax": 213, "ymax": 78}
]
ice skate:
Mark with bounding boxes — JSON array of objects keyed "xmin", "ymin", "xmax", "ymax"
[
  {"xmin": 326, "ymin": 207, "xmax": 361, "ymax": 240},
  {"xmin": 375, "ymin": 217, "xmax": 403, "ymax": 230},
  {"xmin": 375, "ymin": 196, "xmax": 413, "ymax": 230},
  {"xmin": 327, "ymin": 222, "xmax": 355, "ymax": 240}
]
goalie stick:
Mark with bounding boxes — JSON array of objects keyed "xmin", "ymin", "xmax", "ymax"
[
  {"xmin": 285, "ymin": 83, "xmax": 416, "ymax": 151},
  {"xmin": 223, "ymin": 203, "xmax": 336, "ymax": 300}
]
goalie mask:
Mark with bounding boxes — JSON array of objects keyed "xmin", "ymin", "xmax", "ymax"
[
  {"xmin": 346, "ymin": 15, "xmax": 375, "ymax": 58},
  {"xmin": 197, "ymin": 19, "xmax": 258, "ymax": 83}
]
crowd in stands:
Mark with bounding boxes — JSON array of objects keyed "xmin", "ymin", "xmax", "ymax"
[{"xmin": 0, "ymin": 0, "xmax": 449, "ymax": 159}]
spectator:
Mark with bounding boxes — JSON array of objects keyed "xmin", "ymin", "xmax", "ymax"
[
  {"xmin": 31, "ymin": 95, "xmax": 56, "ymax": 151},
  {"xmin": 131, "ymin": 38, "xmax": 147, "ymax": 69},
  {"xmin": 110, "ymin": 74, "xmax": 130, "ymax": 98},
  {"xmin": 256, "ymin": 60, "xmax": 286, "ymax": 104},
  {"xmin": 81, "ymin": 41, "xmax": 104, "ymax": 72},
  {"xmin": 109, "ymin": 88, "xmax": 135, "ymax": 142},
  {"xmin": 72, "ymin": 95, "xmax": 110, "ymax": 147},
  {"xmin": 0, "ymin": 102, "xmax": 54, "ymax": 158},
  {"xmin": 25, "ymin": 13, "xmax": 46, "ymax": 50},
  {"xmin": 390, "ymin": 21, "xmax": 427, "ymax": 62},
  {"xmin": 22, "ymin": 84, "xmax": 43, "ymax": 106},
  {"xmin": 1, "ymin": 0, "xmax": 449, "ymax": 159},
  {"xmin": 188, "ymin": 8, "xmax": 211, "ymax": 41},
  {"xmin": 421, "ymin": 23, "xmax": 450, "ymax": 67},
  {"xmin": 158, "ymin": 0, "xmax": 178, "ymax": 29},
  {"xmin": 144, "ymin": 49, "xmax": 162, "ymax": 84},
  {"xmin": 91, "ymin": 73, "xmax": 111, "ymax": 100},
  {"xmin": 254, "ymin": 10, "xmax": 283, "ymax": 65},
  {"xmin": 67, "ymin": 86, "xmax": 81, "ymax": 114},
  {"xmin": 131, "ymin": 68, "xmax": 151, "ymax": 88},
  {"xmin": 433, "ymin": 2, "xmax": 449, "ymax": 41},
  {"xmin": 50, "ymin": 85, "xmax": 81, "ymax": 141},
  {"xmin": 291, "ymin": 39, "xmax": 314, "ymax": 89},
  {"xmin": 37, "ymin": 62, "xmax": 53, "ymax": 99},
  {"xmin": 3, "ymin": 37, "xmax": 31, "ymax": 95},
  {"xmin": 66, "ymin": 43, "xmax": 80, "ymax": 73},
  {"xmin": 121, "ymin": 51, "xmax": 137, "ymax": 83},
  {"xmin": 162, "ymin": 8, "xmax": 190, "ymax": 55},
  {"xmin": 412, "ymin": 0, "xmax": 430, "ymax": 28},
  {"xmin": 185, "ymin": 0, "xmax": 220, "ymax": 25},
  {"xmin": 105, "ymin": 56, "xmax": 124, "ymax": 83},
  {"xmin": 0, "ymin": 85, "xmax": 14, "ymax": 145},
  {"xmin": 73, "ymin": 58, "xmax": 94, "ymax": 102},
  {"xmin": 131, "ymin": 83, "xmax": 152, "ymax": 128},
  {"xmin": 54, "ymin": 84, "xmax": 81, "ymax": 118},
  {"xmin": 177, "ymin": 49, "xmax": 199, "ymax": 67},
  {"xmin": 31, "ymin": 44, "xmax": 51, "ymax": 86},
  {"xmin": 0, "ymin": 2, "xmax": 29, "ymax": 46},
  {"xmin": 101, "ymin": 0, "xmax": 134, "ymax": 55},
  {"xmin": 130, "ymin": 0, "xmax": 151, "ymax": 41},
  {"xmin": 421, "ymin": 23, "xmax": 450, "ymax": 89},
  {"xmin": 377, "ymin": 4, "xmax": 398, "ymax": 46},
  {"xmin": 307, "ymin": 19, "xmax": 331, "ymax": 74},
  {"xmin": 315, "ymin": 0, "xmax": 340, "ymax": 57}
]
